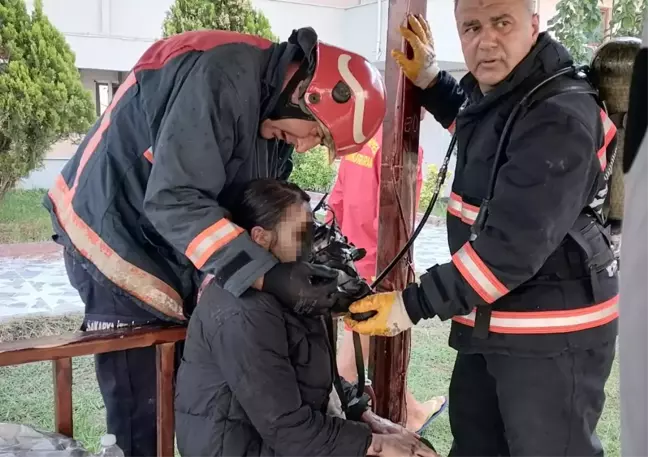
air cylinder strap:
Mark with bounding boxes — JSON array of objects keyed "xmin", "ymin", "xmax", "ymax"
[{"xmin": 323, "ymin": 314, "xmax": 349, "ymax": 413}]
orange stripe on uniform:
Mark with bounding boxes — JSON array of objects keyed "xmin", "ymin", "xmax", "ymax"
[
  {"xmin": 70, "ymin": 72, "xmax": 138, "ymax": 196},
  {"xmin": 597, "ymin": 109, "xmax": 617, "ymax": 171},
  {"xmin": 143, "ymin": 147, "xmax": 153, "ymax": 163},
  {"xmin": 452, "ymin": 295, "xmax": 618, "ymax": 334},
  {"xmin": 452, "ymin": 242, "xmax": 509, "ymax": 304},
  {"xmin": 185, "ymin": 219, "xmax": 245, "ymax": 269},
  {"xmin": 447, "ymin": 192, "xmax": 479, "ymax": 225},
  {"xmin": 48, "ymin": 175, "xmax": 185, "ymax": 321}
]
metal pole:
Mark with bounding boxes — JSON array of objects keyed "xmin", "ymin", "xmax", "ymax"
[{"xmin": 369, "ymin": 0, "xmax": 426, "ymax": 424}]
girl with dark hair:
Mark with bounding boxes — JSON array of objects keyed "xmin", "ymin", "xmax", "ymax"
[{"xmin": 174, "ymin": 178, "xmax": 437, "ymax": 457}]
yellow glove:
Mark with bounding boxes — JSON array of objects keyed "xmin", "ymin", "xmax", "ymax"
[
  {"xmin": 391, "ymin": 14, "xmax": 440, "ymax": 89},
  {"xmin": 343, "ymin": 291, "xmax": 414, "ymax": 337}
]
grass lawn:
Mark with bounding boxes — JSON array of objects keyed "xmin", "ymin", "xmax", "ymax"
[
  {"xmin": 0, "ymin": 315, "xmax": 621, "ymax": 456},
  {"xmin": 0, "ymin": 189, "xmax": 52, "ymax": 244}
]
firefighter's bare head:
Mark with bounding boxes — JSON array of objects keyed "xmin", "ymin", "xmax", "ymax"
[
  {"xmin": 261, "ymin": 39, "xmax": 387, "ymax": 156},
  {"xmin": 455, "ymin": 0, "xmax": 539, "ymax": 93},
  {"xmin": 228, "ymin": 179, "xmax": 314, "ymax": 263}
]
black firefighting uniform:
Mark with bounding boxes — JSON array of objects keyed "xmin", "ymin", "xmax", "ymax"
[
  {"xmin": 44, "ymin": 29, "xmax": 318, "ymax": 456},
  {"xmin": 402, "ymin": 33, "xmax": 619, "ymax": 455}
]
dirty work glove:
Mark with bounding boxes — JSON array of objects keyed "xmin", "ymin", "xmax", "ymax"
[
  {"xmin": 263, "ymin": 262, "xmax": 339, "ymax": 315},
  {"xmin": 343, "ymin": 291, "xmax": 414, "ymax": 336},
  {"xmin": 392, "ymin": 14, "xmax": 440, "ymax": 89}
]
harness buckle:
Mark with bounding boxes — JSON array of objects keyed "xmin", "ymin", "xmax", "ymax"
[{"xmin": 472, "ymin": 306, "xmax": 492, "ymax": 339}]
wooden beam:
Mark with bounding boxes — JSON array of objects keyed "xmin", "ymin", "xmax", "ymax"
[
  {"xmin": 53, "ymin": 357, "xmax": 73, "ymax": 437},
  {"xmin": 0, "ymin": 326, "xmax": 186, "ymax": 367},
  {"xmin": 156, "ymin": 342, "xmax": 176, "ymax": 457},
  {"xmin": 0, "ymin": 327, "xmax": 186, "ymax": 455},
  {"xmin": 370, "ymin": 0, "xmax": 427, "ymax": 424}
]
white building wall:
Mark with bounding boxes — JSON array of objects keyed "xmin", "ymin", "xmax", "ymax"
[
  {"xmin": 27, "ymin": 0, "xmax": 466, "ymax": 71},
  {"xmin": 253, "ymin": 0, "xmax": 347, "ymax": 48},
  {"xmin": 24, "ymin": 0, "xmax": 471, "ymax": 190},
  {"xmin": 16, "ymin": 160, "xmax": 68, "ymax": 190}
]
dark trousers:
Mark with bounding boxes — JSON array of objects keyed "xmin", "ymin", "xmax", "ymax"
[
  {"xmin": 448, "ymin": 345, "xmax": 615, "ymax": 457},
  {"xmin": 64, "ymin": 251, "xmax": 182, "ymax": 457}
]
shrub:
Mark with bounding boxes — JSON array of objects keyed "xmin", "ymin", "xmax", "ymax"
[
  {"xmin": 162, "ymin": 0, "xmax": 278, "ymax": 41},
  {"xmin": 419, "ymin": 163, "xmax": 452, "ymax": 214},
  {"xmin": 0, "ymin": 0, "xmax": 95, "ymax": 200},
  {"xmin": 288, "ymin": 146, "xmax": 336, "ymax": 193}
]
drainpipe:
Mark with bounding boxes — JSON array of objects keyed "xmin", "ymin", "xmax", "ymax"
[{"xmin": 376, "ymin": 0, "xmax": 382, "ymax": 61}]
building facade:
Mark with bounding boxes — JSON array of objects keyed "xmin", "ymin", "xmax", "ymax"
[{"xmin": 17, "ymin": 0, "xmax": 611, "ymax": 189}]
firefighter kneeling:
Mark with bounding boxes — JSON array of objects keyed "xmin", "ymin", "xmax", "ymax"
[{"xmin": 344, "ymin": 1, "xmax": 632, "ymax": 455}]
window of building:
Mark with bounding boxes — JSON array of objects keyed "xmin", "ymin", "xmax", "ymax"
[
  {"xmin": 94, "ymin": 80, "xmax": 124, "ymax": 116},
  {"xmin": 95, "ymin": 82, "xmax": 111, "ymax": 116}
]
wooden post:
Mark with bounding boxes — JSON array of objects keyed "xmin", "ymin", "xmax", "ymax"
[
  {"xmin": 156, "ymin": 343, "xmax": 176, "ymax": 457},
  {"xmin": 53, "ymin": 357, "xmax": 74, "ymax": 437},
  {"xmin": 369, "ymin": 0, "xmax": 427, "ymax": 424}
]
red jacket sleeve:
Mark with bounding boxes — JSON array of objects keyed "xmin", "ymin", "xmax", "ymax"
[{"xmin": 327, "ymin": 160, "xmax": 345, "ymax": 225}]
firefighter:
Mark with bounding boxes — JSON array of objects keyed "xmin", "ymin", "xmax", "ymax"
[
  {"xmin": 44, "ymin": 28, "xmax": 386, "ymax": 457},
  {"xmin": 619, "ymin": 12, "xmax": 647, "ymax": 457},
  {"xmin": 327, "ymin": 120, "xmax": 448, "ymax": 433},
  {"xmin": 344, "ymin": 0, "xmax": 619, "ymax": 455}
]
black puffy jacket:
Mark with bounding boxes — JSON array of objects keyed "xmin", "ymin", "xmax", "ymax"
[{"xmin": 174, "ymin": 281, "xmax": 372, "ymax": 457}]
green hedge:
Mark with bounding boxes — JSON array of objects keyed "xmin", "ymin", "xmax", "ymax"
[
  {"xmin": 419, "ymin": 163, "xmax": 452, "ymax": 211},
  {"xmin": 288, "ymin": 145, "xmax": 336, "ymax": 193}
]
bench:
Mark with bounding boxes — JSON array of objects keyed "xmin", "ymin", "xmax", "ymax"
[{"xmin": 0, "ymin": 325, "xmax": 186, "ymax": 457}]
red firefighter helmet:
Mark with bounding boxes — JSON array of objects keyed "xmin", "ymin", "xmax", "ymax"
[{"xmin": 303, "ymin": 42, "xmax": 387, "ymax": 156}]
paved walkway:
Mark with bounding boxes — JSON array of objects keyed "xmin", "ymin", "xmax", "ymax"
[
  {"xmin": 0, "ymin": 226, "xmax": 450, "ymax": 323},
  {"xmin": 0, "ymin": 244, "xmax": 84, "ymax": 321}
]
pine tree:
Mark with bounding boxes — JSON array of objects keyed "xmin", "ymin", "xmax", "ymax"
[
  {"xmin": 0, "ymin": 0, "xmax": 95, "ymax": 199},
  {"xmin": 162, "ymin": 0, "xmax": 278, "ymax": 41}
]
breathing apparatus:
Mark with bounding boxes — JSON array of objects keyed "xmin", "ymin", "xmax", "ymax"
[
  {"xmin": 589, "ymin": 37, "xmax": 643, "ymax": 261},
  {"xmin": 307, "ymin": 132, "xmax": 456, "ymax": 408}
]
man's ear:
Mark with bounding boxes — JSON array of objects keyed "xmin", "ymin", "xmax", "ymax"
[
  {"xmin": 531, "ymin": 13, "xmax": 540, "ymax": 41},
  {"xmin": 251, "ymin": 226, "xmax": 273, "ymax": 250}
]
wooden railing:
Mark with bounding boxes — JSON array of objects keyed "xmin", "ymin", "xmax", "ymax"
[{"xmin": 0, "ymin": 325, "xmax": 187, "ymax": 457}]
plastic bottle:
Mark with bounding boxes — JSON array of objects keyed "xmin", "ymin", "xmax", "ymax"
[{"xmin": 97, "ymin": 434, "xmax": 124, "ymax": 457}]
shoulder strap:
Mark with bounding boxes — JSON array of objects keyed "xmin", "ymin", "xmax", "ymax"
[
  {"xmin": 471, "ymin": 66, "xmax": 599, "ymax": 240},
  {"xmin": 525, "ymin": 82, "xmax": 599, "ymax": 109}
]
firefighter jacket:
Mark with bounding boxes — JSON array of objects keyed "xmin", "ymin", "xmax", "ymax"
[
  {"xmin": 404, "ymin": 32, "xmax": 619, "ymax": 355},
  {"xmin": 327, "ymin": 126, "xmax": 424, "ymax": 281},
  {"xmin": 43, "ymin": 29, "xmax": 315, "ymax": 323}
]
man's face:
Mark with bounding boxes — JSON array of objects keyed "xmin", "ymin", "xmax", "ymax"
[
  {"xmin": 259, "ymin": 66, "xmax": 325, "ymax": 153},
  {"xmin": 455, "ymin": 0, "xmax": 539, "ymax": 92},
  {"xmin": 259, "ymin": 118, "xmax": 324, "ymax": 153}
]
